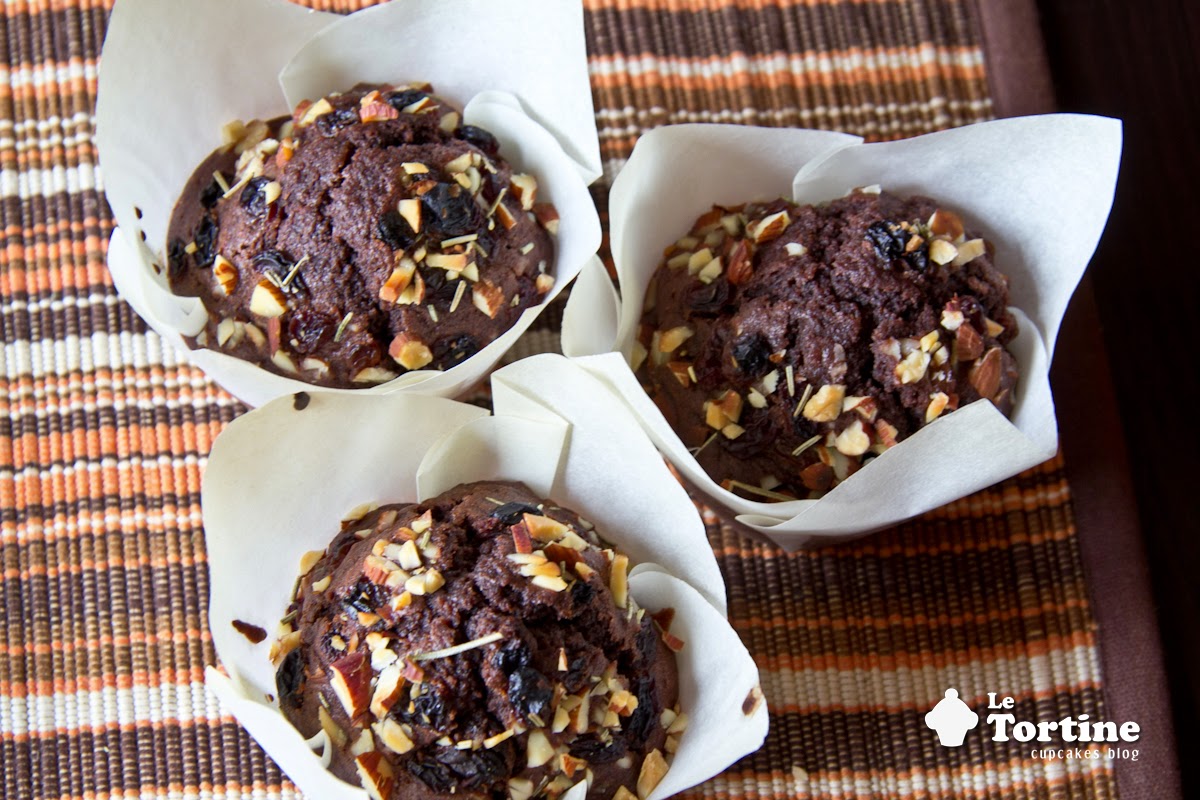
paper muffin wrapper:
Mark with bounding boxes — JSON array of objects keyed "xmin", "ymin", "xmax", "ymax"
[
  {"xmin": 97, "ymin": 0, "xmax": 602, "ymax": 406},
  {"xmin": 561, "ymin": 115, "xmax": 1122, "ymax": 547},
  {"xmin": 204, "ymin": 372, "xmax": 767, "ymax": 800}
]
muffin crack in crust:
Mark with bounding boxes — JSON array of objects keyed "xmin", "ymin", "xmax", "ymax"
[
  {"xmin": 272, "ymin": 481, "xmax": 683, "ymax": 800},
  {"xmin": 167, "ymin": 84, "xmax": 559, "ymax": 388},
  {"xmin": 637, "ymin": 190, "xmax": 1020, "ymax": 501}
]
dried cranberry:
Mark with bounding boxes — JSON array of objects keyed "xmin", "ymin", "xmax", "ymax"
[
  {"xmin": 386, "ymin": 89, "xmax": 429, "ymax": 112},
  {"xmin": 508, "ymin": 666, "xmax": 553, "ymax": 718},
  {"xmin": 422, "ymin": 183, "xmax": 480, "ymax": 238},
  {"xmin": 315, "ymin": 107, "xmax": 360, "ymax": 137},
  {"xmin": 377, "ymin": 209, "xmax": 417, "ymax": 251},
  {"xmin": 167, "ymin": 238, "xmax": 188, "ymax": 279},
  {"xmin": 201, "ymin": 174, "xmax": 227, "ymax": 208},
  {"xmin": 569, "ymin": 734, "xmax": 627, "ymax": 764},
  {"xmin": 458, "ymin": 124, "xmax": 499, "ymax": 155},
  {"xmin": 432, "ymin": 334, "xmax": 480, "ymax": 368},
  {"xmin": 275, "ymin": 648, "xmax": 305, "ymax": 711},
  {"xmin": 685, "ymin": 278, "xmax": 731, "ymax": 315},
  {"xmin": 489, "ymin": 502, "xmax": 541, "ymax": 526},
  {"xmin": 240, "ymin": 176, "xmax": 272, "ymax": 216},
  {"xmin": 408, "ymin": 746, "xmax": 509, "ymax": 791},
  {"xmin": 731, "ymin": 332, "xmax": 771, "ymax": 376},
  {"xmin": 287, "ymin": 310, "xmax": 334, "ymax": 354},
  {"xmin": 194, "ymin": 217, "xmax": 218, "ymax": 268},
  {"xmin": 252, "ymin": 250, "xmax": 306, "ymax": 294}
]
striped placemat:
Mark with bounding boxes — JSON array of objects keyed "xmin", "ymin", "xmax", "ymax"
[{"xmin": 0, "ymin": 1, "xmax": 1116, "ymax": 799}]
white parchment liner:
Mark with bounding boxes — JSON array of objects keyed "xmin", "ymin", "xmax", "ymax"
[
  {"xmin": 561, "ymin": 116, "xmax": 1122, "ymax": 547},
  {"xmin": 96, "ymin": 0, "xmax": 602, "ymax": 406},
  {"xmin": 204, "ymin": 375, "xmax": 767, "ymax": 799}
]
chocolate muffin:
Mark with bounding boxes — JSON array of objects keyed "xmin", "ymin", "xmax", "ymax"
[
  {"xmin": 636, "ymin": 189, "xmax": 1019, "ymax": 500},
  {"xmin": 271, "ymin": 481, "xmax": 684, "ymax": 800},
  {"xmin": 167, "ymin": 84, "xmax": 558, "ymax": 388}
]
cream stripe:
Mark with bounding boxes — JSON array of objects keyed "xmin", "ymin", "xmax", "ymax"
[
  {"xmin": 759, "ymin": 645, "xmax": 1102, "ymax": 714},
  {"xmin": 588, "ymin": 47, "xmax": 985, "ymax": 79},
  {"xmin": 0, "ymin": 681, "xmax": 220, "ymax": 736},
  {"xmin": 0, "ymin": 58, "xmax": 96, "ymax": 92}
]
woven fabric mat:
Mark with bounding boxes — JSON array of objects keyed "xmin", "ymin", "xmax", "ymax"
[{"xmin": 0, "ymin": 1, "xmax": 1116, "ymax": 799}]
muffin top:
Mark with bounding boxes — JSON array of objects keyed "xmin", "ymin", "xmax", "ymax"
[
  {"xmin": 167, "ymin": 84, "xmax": 558, "ymax": 388},
  {"xmin": 272, "ymin": 481, "xmax": 683, "ymax": 800},
  {"xmin": 636, "ymin": 190, "xmax": 1019, "ymax": 501}
]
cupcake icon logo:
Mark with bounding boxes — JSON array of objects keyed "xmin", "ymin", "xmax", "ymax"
[{"xmin": 925, "ymin": 688, "xmax": 979, "ymax": 747}]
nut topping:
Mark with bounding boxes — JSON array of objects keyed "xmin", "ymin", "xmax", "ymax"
[{"xmin": 802, "ymin": 384, "xmax": 845, "ymax": 422}]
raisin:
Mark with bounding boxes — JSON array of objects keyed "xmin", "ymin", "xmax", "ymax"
[
  {"xmin": 315, "ymin": 107, "xmax": 360, "ymax": 137},
  {"xmin": 458, "ymin": 124, "xmax": 499, "ymax": 155},
  {"xmin": 569, "ymin": 734, "xmax": 627, "ymax": 764},
  {"xmin": 865, "ymin": 220, "xmax": 908, "ymax": 263},
  {"xmin": 721, "ymin": 413, "xmax": 773, "ymax": 457},
  {"xmin": 624, "ymin": 677, "xmax": 657, "ymax": 745},
  {"xmin": 252, "ymin": 250, "xmax": 306, "ymax": 294},
  {"xmin": 905, "ymin": 245, "xmax": 929, "ymax": 271},
  {"xmin": 377, "ymin": 209, "xmax": 417, "ymax": 251},
  {"xmin": 408, "ymin": 746, "xmax": 509, "ymax": 792},
  {"xmin": 275, "ymin": 648, "xmax": 306, "ymax": 711},
  {"xmin": 167, "ymin": 238, "xmax": 188, "ymax": 279},
  {"xmin": 240, "ymin": 176, "xmax": 272, "ymax": 217},
  {"xmin": 490, "ymin": 502, "xmax": 541, "ymax": 526},
  {"xmin": 347, "ymin": 344, "xmax": 382, "ymax": 373},
  {"xmin": 569, "ymin": 579, "xmax": 594, "ymax": 607},
  {"xmin": 731, "ymin": 332, "xmax": 771, "ymax": 376},
  {"xmin": 432, "ymin": 334, "xmax": 480, "ymax": 368},
  {"xmin": 201, "ymin": 175, "xmax": 227, "ymax": 209},
  {"xmin": 386, "ymin": 89, "xmax": 429, "ymax": 112},
  {"xmin": 493, "ymin": 643, "xmax": 531, "ymax": 675},
  {"xmin": 507, "ymin": 666, "xmax": 552, "ymax": 718},
  {"xmin": 420, "ymin": 267, "xmax": 463, "ymax": 307},
  {"xmin": 685, "ymin": 278, "xmax": 730, "ymax": 315},
  {"xmin": 409, "ymin": 686, "xmax": 451, "ymax": 729},
  {"xmin": 194, "ymin": 217, "xmax": 218, "ymax": 268},
  {"xmin": 287, "ymin": 310, "xmax": 334, "ymax": 354},
  {"xmin": 345, "ymin": 579, "xmax": 388, "ymax": 614},
  {"xmin": 422, "ymin": 183, "xmax": 480, "ymax": 238}
]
